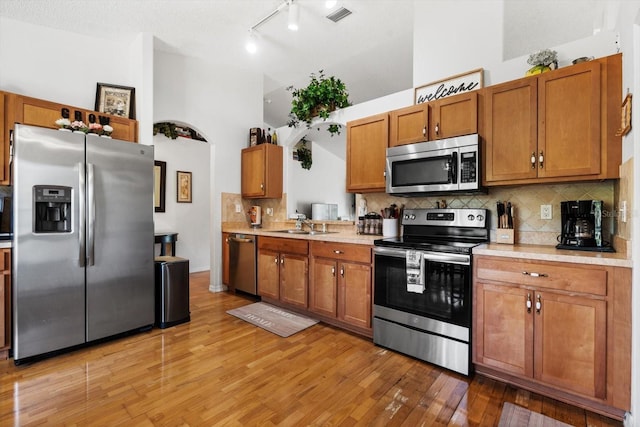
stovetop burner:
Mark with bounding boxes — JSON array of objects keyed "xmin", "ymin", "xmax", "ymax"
[{"xmin": 374, "ymin": 208, "xmax": 489, "ymax": 254}]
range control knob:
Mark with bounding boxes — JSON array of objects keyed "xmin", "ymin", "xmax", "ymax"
[
  {"xmin": 467, "ymin": 214, "xmax": 475, "ymax": 221},
  {"xmin": 410, "ymin": 214, "xmax": 416, "ymax": 220},
  {"xmin": 477, "ymin": 214, "xmax": 484, "ymax": 222}
]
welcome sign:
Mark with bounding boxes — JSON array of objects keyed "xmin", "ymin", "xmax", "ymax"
[{"xmin": 414, "ymin": 68, "xmax": 483, "ymax": 104}]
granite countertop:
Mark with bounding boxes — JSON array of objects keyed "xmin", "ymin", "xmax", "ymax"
[{"xmin": 473, "ymin": 243, "xmax": 632, "ymax": 268}]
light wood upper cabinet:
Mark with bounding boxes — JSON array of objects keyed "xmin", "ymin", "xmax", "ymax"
[
  {"xmin": 483, "ymin": 77, "xmax": 538, "ymax": 182},
  {"xmin": 388, "ymin": 91, "xmax": 478, "ymax": 147},
  {"xmin": 389, "ymin": 104, "xmax": 428, "ymax": 147},
  {"xmin": 473, "ymin": 255, "xmax": 630, "ymax": 417},
  {"xmin": 346, "ymin": 113, "xmax": 389, "ymax": 193},
  {"xmin": 537, "ymin": 61, "xmax": 601, "ymax": 178},
  {"xmin": 13, "ymin": 94, "xmax": 138, "ymax": 142},
  {"xmin": 241, "ymin": 144, "xmax": 283, "ymax": 199},
  {"xmin": 482, "ymin": 54, "xmax": 621, "ymax": 186},
  {"xmin": 428, "ymin": 91, "xmax": 478, "ymax": 140}
]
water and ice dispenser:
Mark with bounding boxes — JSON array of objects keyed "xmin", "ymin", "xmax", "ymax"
[{"xmin": 33, "ymin": 185, "xmax": 72, "ymax": 233}]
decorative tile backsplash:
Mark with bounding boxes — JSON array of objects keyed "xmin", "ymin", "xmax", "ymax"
[
  {"xmin": 223, "ymin": 175, "xmax": 629, "ymax": 251},
  {"xmin": 358, "ymin": 181, "xmax": 618, "ymax": 246}
]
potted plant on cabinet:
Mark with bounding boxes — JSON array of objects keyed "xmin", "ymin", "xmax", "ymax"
[{"xmin": 287, "ymin": 70, "xmax": 350, "ymax": 137}]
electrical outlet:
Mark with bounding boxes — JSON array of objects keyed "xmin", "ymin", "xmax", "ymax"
[
  {"xmin": 266, "ymin": 207, "xmax": 273, "ymax": 216},
  {"xmin": 235, "ymin": 204, "xmax": 242, "ymax": 213},
  {"xmin": 620, "ymin": 201, "xmax": 627, "ymax": 223},
  {"xmin": 540, "ymin": 204, "xmax": 552, "ymax": 220}
]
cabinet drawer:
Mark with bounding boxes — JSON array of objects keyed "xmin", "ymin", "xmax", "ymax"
[
  {"xmin": 475, "ymin": 256, "xmax": 607, "ymax": 296},
  {"xmin": 310, "ymin": 241, "xmax": 371, "ymax": 264},
  {"xmin": 258, "ymin": 236, "xmax": 308, "ymax": 255}
]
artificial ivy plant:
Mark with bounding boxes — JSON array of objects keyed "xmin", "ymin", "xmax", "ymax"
[
  {"xmin": 287, "ymin": 70, "xmax": 350, "ymax": 137},
  {"xmin": 296, "ymin": 137, "xmax": 312, "ymax": 170},
  {"xmin": 153, "ymin": 122, "xmax": 178, "ymax": 139}
]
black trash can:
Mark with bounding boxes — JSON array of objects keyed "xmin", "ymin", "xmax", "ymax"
[{"xmin": 154, "ymin": 256, "xmax": 190, "ymax": 328}]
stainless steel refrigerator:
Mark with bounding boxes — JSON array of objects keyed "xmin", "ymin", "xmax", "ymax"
[{"xmin": 12, "ymin": 124, "xmax": 155, "ymax": 363}]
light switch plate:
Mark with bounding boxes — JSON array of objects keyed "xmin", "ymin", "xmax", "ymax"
[
  {"xmin": 235, "ymin": 204, "xmax": 242, "ymax": 213},
  {"xmin": 540, "ymin": 205, "xmax": 552, "ymax": 220}
]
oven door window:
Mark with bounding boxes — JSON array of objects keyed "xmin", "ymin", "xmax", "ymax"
[
  {"xmin": 374, "ymin": 253, "xmax": 470, "ymax": 327},
  {"xmin": 391, "ymin": 154, "xmax": 455, "ymax": 187}
]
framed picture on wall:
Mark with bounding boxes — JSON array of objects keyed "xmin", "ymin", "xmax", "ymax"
[
  {"xmin": 177, "ymin": 171, "xmax": 192, "ymax": 203},
  {"xmin": 95, "ymin": 82, "xmax": 136, "ymax": 119},
  {"xmin": 154, "ymin": 160, "xmax": 166, "ymax": 212}
]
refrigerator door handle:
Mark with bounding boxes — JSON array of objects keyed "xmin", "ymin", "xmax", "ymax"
[
  {"xmin": 78, "ymin": 162, "xmax": 86, "ymax": 267},
  {"xmin": 87, "ymin": 162, "xmax": 96, "ymax": 266}
]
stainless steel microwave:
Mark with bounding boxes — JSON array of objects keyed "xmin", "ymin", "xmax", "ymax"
[{"xmin": 385, "ymin": 134, "xmax": 482, "ymax": 195}]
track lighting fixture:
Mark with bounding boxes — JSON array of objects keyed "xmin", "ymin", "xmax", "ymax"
[
  {"xmin": 245, "ymin": 30, "xmax": 258, "ymax": 54},
  {"xmin": 288, "ymin": 0, "xmax": 299, "ymax": 31},
  {"xmin": 245, "ymin": 0, "xmax": 299, "ymax": 53}
]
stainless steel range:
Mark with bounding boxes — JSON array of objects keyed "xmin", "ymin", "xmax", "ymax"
[{"xmin": 372, "ymin": 208, "xmax": 489, "ymax": 376}]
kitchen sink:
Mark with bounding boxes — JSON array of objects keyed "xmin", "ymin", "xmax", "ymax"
[{"xmin": 272, "ymin": 229, "xmax": 338, "ymax": 235}]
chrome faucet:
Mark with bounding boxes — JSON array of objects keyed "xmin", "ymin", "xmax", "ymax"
[{"xmin": 296, "ymin": 217, "xmax": 314, "ymax": 231}]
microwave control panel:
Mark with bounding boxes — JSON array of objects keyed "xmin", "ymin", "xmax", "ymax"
[{"xmin": 459, "ymin": 151, "xmax": 477, "ymax": 183}]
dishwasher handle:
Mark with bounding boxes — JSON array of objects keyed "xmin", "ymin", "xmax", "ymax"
[{"xmin": 229, "ymin": 236, "xmax": 254, "ymax": 243}]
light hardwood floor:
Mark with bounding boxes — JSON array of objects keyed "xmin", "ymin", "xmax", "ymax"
[{"xmin": 0, "ymin": 272, "xmax": 623, "ymax": 426}]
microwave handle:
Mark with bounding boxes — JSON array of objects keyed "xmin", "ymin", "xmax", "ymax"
[{"xmin": 450, "ymin": 151, "xmax": 458, "ymax": 184}]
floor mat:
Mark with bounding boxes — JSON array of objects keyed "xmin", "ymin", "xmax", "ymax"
[
  {"xmin": 499, "ymin": 402, "xmax": 573, "ymax": 427},
  {"xmin": 226, "ymin": 302, "xmax": 319, "ymax": 337}
]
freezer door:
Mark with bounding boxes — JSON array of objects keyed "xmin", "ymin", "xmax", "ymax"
[
  {"xmin": 85, "ymin": 136, "xmax": 154, "ymax": 341},
  {"xmin": 12, "ymin": 125, "xmax": 86, "ymax": 361}
]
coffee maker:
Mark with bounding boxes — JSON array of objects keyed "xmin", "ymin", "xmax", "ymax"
[{"xmin": 557, "ymin": 200, "xmax": 614, "ymax": 252}]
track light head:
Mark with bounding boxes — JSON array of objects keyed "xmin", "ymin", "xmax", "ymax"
[{"xmin": 288, "ymin": 1, "xmax": 299, "ymax": 31}]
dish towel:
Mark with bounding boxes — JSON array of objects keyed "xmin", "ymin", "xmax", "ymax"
[{"xmin": 406, "ymin": 250, "xmax": 424, "ymax": 293}]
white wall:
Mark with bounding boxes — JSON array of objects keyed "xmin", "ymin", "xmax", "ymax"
[
  {"xmin": 153, "ymin": 50, "xmax": 263, "ymax": 291},
  {"xmin": 153, "ymin": 135, "xmax": 210, "ymax": 272},
  {"xmin": 0, "ymin": 17, "xmax": 136, "ymax": 113}
]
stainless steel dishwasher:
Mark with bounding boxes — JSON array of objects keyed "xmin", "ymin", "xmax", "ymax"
[{"xmin": 228, "ymin": 234, "xmax": 257, "ymax": 295}]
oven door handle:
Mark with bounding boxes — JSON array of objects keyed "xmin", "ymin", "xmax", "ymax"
[
  {"xmin": 421, "ymin": 251, "xmax": 470, "ymax": 265},
  {"xmin": 373, "ymin": 247, "xmax": 409, "ymax": 258},
  {"xmin": 374, "ymin": 247, "xmax": 471, "ymax": 265}
]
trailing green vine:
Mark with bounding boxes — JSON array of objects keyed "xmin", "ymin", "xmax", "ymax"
[
  {"xmin": 287, "ymin": 70, "xmax": 350, "ymax": 137},
  {"xmin": 153, "ymin": 122, "xmax": 178, "ymax": 139},
  {"xmin": 296, "ymin": 138, "xmax": 312, "ymax": 170}
]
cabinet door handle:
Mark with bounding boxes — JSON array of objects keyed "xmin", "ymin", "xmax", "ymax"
[
  {"xmin": 536, "ymin": 294, "xmax": 542, "ymax": 314},
  {"xmin": 333, "ymin": 250, "xmax": 343, "ymax": 254},
  {"xmin": 260, "ymin": 183, "xmax": 264, "ymax": 190},
  {"xmin": 280, "ymin": 256, "xmax": 284, "ymax": 265},
  {"xmin": 435, "ymin": 122, "xmax": 440, "ymax": 136},
  {"xmin": 422, "ymin": 126, "xmax": 427, "ymax": 137},
  {"xmin": 538, "ymin": 151, "xmax": 544, "ymax": 169},
  {"xmin": 526, "ymin": 293, "xmax": 532, "ymax": 313},
  {"xmin": 531, "ymin": 152, "xmax": 536, "ymax": 169},
  {"xmin": 522, "ymin": 271, "xmax": 548, "ymax": 278},
  {"xmin": 331, "ymin": 267, "xmax": 335, "ymax": 276},
  {"xmin": 274, "ymin": 256, "xmax": 279, "ymax": 264},
  {"xmin": 340, "ymin": 267, "xmax": 344, "ymax": 277}
]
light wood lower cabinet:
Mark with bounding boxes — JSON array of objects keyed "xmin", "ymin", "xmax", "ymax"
[
  {"xmin": 221, "ymin": 232, "xmax": 230, "ymax": 286},
  {"xmin": 473, "ymin": 255, "xmax": 630, "ymax": 419},
  {"xmin": 255, "ymin": 236, "xmax": 373, "ymax": 337},
  {"xmin": 0, "ymin": 249, "xmax": 11, "ymax": 360},
  {"xmin": 309, "ymin": 241, "xmax": 372, "ymax": 335},
  {"xmin": 257, "ymin": 237, "xmax": 308, "ymax": 309}
]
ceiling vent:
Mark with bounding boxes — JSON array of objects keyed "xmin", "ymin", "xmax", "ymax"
[{"xmin": 326, "ymin": 7, "xmax": 352, "ymax": 23}]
